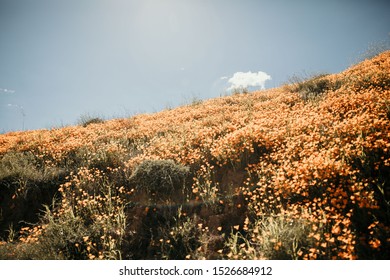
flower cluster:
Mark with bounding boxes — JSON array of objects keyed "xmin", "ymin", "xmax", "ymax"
[{"xmin": 1, "ymin": 51, "xmax": 389, "ymax": 259}]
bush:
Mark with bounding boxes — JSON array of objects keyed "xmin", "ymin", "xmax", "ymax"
[
  {"xmin": 156, "ymin": 215, "xmax": 202, "ymax": 259},
  {"xmin": 287, "ymin": 73, "xmax": 342, "ymax": 101},
  {"xmin": 223, "ymin": 214, "xmax": 313, "ymax": 260},
  {"xmin": 77, "ymin": 114, "xmax": 105, "ymax": 127},
  {"xmin": 0, "ymin": 151, "xmax": 41, "ymax": 181},
  {"xmin": 129, "ymin": 159, "xmax": 190, "ymax": 202},
  {"xmin": 0, "ymin": 152, "xmax": 65, "ymax": 240},
  {"xmin": 232, "ymin": 87, "xmax": 249, "ymax": 95}
]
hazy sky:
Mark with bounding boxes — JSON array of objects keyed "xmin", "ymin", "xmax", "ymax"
[{"xmin": 1, "ymin": 0, "xmax": 389, "ymax": 132}]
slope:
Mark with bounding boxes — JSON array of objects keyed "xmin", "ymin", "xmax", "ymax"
[{"xmin": 0, "ymin": 51, "xmax": 389, "ymax": 259}]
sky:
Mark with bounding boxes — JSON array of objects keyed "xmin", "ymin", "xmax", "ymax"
[{"xmin": 0, "ymin": 0, "xmax": 389, "ymax": 132}]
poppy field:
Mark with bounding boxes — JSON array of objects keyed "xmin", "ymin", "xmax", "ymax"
[{"xmin": 0, "ymin": 51, "xmax": 389, "ymax": 259}]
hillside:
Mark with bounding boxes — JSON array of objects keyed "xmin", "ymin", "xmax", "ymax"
[{"xmin": 0, "ymin": 51, "xmax": 389, "ymax": 260}]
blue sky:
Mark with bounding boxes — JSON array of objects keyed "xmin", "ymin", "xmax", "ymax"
[{"xmin": 1, "ymin": 0, "xmax": 389, "ymax": 132}]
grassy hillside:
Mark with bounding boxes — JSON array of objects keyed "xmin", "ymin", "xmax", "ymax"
[{"xmin": 0, "ymin": 51, "xmax": 389, "ymax": 260}]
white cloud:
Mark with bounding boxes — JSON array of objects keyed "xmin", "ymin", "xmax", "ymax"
[
  {"xmin": 226, "ymin": 71, "xmax": 271, "ymax": 91},
  {"xmin": 220, "ymin": 76, "xmax": 228, "ymax": 80}
]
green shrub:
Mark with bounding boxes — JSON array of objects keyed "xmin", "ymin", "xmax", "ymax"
[
  {"xmin": 77, "ymin": 114, "xmax": 105, "ymax": 127},
  {"xmin": 0, "ymin": 209, "xmax": 92, "ymax": 260},
  {"xmin": 232, "ymin": 87, "xmax": 249, "ymax": 95},
  {"xmin": 157, "ymin": 215, "xmax": 202, "ymax": 259},
  {"xmin": 0, "ymin": 152, "xmax": 65, "ymax": 240},
  {"xmin": 288, "ymin": 73, "xmax": 342, "ymax": 101},
  {"xmin": 129, "ymin": 159, "xmax": 190, "ymax": 202},
  {"xmin": 0, "ymin": 151, "xmax": 41, "ymax": 181},
  {"xmin": 223, "ymin": 215, "xmax": 313, "ymax": 260}
]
